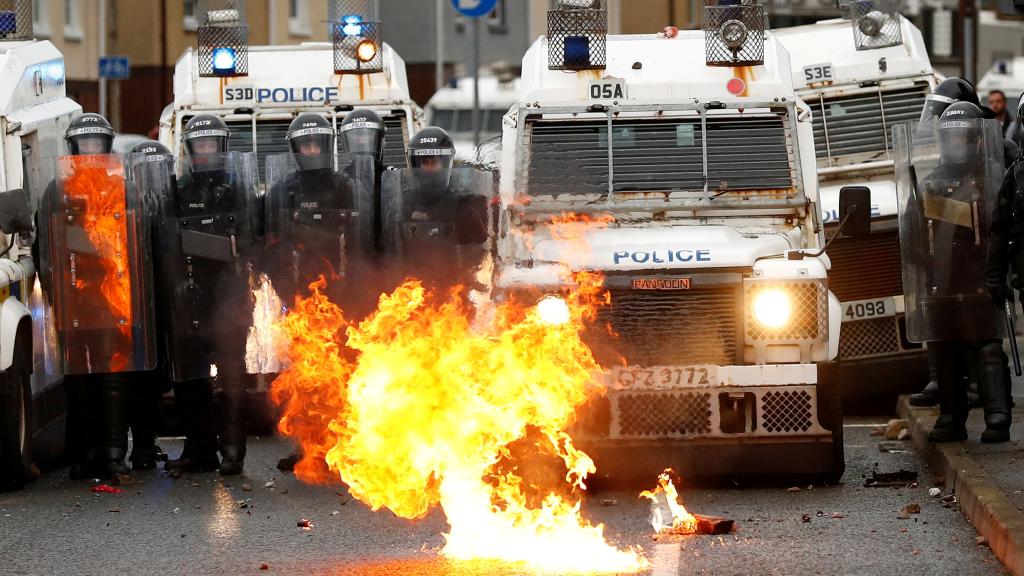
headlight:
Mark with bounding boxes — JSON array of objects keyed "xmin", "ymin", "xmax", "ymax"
[
  {"xmin": 537, "ymin": 295, "xmax": 571, "ymax": 326},
  {"xmin": 720, "ymin": 19, "xmax": 748, "ymax": 51},
  {"xmin": 752, "ymin": 289, "xmax": 792, "ymax": 329},
  {"xmin": 356, "ymin": 39, "xmax": 378, "ymax": 63},
  {"xmin": 858, "ymin": 12, "xmax": 883, "ymax": 37}
]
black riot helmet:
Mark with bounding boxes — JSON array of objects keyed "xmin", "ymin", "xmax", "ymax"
[
  {"xmin": 937, "ymin": 102, "xmax": 985, "ymax": 166},
  {"xmin": 408, "ymin": 127, "xmax": 455, "ymax": 191},
  {"xmin": 131, "ymin": 139, "xmax": 172, "ymax": 161},
  {"xmin": 65, "ymin": 113, "xmax": 114, "ymax": 156},
  {"xmin": 287, "ymin": 113, "xmax": 334, "ymax": 172},
  {"xmin": 339, "ymin": 109, "xmax": 386, "ymax": 161},
  {"xmin": 920, "ymin": 77, "xmax": 980, "ymax": 123},
  {"xmin": 182, "ymin": 114, "xmax": 230, "ymax": 173}
]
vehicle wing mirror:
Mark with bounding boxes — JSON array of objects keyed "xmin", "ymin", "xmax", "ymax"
[
  {"xmin": 0, "ymin": 188, "xmax": 33, "ymax": 235},
  {"xmin": 838, "ymin": 186, "xmax": 871, "ymax": 238}
]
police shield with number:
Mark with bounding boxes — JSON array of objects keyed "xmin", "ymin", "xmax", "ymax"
[
  {"xmin": 382, "ymin": 127, "xmax": 493, "ymax": 289},
  {"xmin": 895, "ymin": 102, "xmax": 1009, "ymax": 443}
]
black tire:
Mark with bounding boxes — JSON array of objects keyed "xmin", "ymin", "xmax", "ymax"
[
  {"xmin": 0, "ymin": 332, "xmax": 32, "ymax": 491},
  {"xmin": 817, "ymin": 362, "xmax": 846, "ymax": 484}
]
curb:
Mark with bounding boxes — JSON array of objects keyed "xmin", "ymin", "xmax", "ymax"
[{"xmin": 897, "ymin": 396, "xmax": 1024, "ymax": 576}]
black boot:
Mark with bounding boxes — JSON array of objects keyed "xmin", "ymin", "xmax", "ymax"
[
  {"xmin": 129, "ymin": 375, "xmax": 163, "ymax": 470},
  {"xmin": 910, "ymin": 380, "xmax": 939, "ymax": 407},
  {"xmin": 165, "ymin": 379, "xmax": 219, "ymax": 472},
  {"xmin": 219, "ymin": 375, "xmax": 246, "ymax": 476},
  {"xmin": 928, "ymin": 342, "xmax": 968, "ymax": 442},
  {"xmin": 978, "ymin": 341, "xmax": 1011, "ymax": 443},
  {"xmin": 66, "ymin": 375, "xmax": 102, "ymax": 479},
  {"xmin": 100, "ymin": 375, "xmax": 131, "ymax": 479}
]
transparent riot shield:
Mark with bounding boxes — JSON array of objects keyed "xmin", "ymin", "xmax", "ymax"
[
  {"xmin": 338, "ymin": 153, "xmax": 379, "ymax": 251},
  {"xmin": 382, "ymin": 166, "xmax": 495, "ymax": 287},
  {"xmin": 44, "ymin": 154, "xmax": 157, "ymax": 374},
  {"xmin": 264, "ymin": 153, "xmax": 372, "ymax": 300},
  {"xmin": 895, "ymin": 118, "xmax": 1005, "ymax": 342},
  {"xmin": 158, "ymin": 152, "xmax": 259, "ymax": 382}
]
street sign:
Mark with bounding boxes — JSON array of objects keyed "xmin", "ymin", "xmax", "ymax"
[
  {"xmin": 450, "ymin": 0, "xmax": 498, "ymax": 18},
  {"xmin": 98, "ymin": 56, "xmax": 130, "ymax": 80}
]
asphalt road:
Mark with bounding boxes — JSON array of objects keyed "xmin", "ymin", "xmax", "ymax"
[{"xmin": 0, "ymin": 421, "xmax": 1006, "ymax": 576}]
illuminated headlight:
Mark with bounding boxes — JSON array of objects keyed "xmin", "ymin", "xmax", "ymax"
[
  {"xmin": 211, "ymin": 47, "xmax": 237, "ymax": 75},
  {"xmin": 857, "ymin": 12, "xmax": 884, "ymax": 37},
  {"xmin": 537, "ymin": 295, "xmax": 571, "ymax": 326},
  {"xmin": 356, "ymin": 39, "xmax": 378, "ymax": 63},
  {"xmin": 720, "ymin": 19, "xmax": 748, "ymax": 51},
  {"xmin": 752, "ymin": 289, "xmax": 792, "ymax": 329}
]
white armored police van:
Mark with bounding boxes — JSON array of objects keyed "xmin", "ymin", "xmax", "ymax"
[
  {"xmin": 775, "ymin": 7, "xmax": 939, "ymax": 401},
  {"xmin": 159, "ymin": 2, "xmax": 423, "ymax": 177},
  {"xmin": 494, "ymin": 0, "xmax": 865, "ymax": 482},
  {"xmin": 425, "ymin": 72, "xmax": 522, "ymax": 163},
  {"xmin": 0, "ymin": 4, "xmax": 80, "ymax": 487}
]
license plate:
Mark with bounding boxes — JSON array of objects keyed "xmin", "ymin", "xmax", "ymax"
[
  {"xmin": 588, "ymin": 79, "xmax": 627, "ymax": 101},
  {"xmin": 842, "ymin": 297, "xmax": 895, "ymax": 322},
  {"xmin": 611, "ymin": 365, "xmax": 718, "ymax": 390},
  {"xmin": 802, "ymin": 63, "xmax": 834, "ymax": 84}
]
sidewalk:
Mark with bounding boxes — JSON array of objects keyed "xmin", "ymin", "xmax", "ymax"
[{"xmin": 898, "ymin": 396, "xmax": 1024, "ymax": 576}]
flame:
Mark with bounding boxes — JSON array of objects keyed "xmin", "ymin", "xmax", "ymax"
[
  {"xmin": 61, "ymin": 156, "xmax": 132, "ymax": 371},
  {"xmin": 245, "ymin": 274, "xmax": 286, "ymax": 374},
  {"xmin": 271, "ymin": 272, "xmax": 646, "ymax": 572},
  {"xmin": 639, "ymin": 469, "xmax": 697, "ymax": 535}
]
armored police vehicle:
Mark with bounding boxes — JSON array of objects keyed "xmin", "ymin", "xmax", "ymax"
[
  {"xmin": 0, "ymin": 9, "xmax": 81, "ymax": 487},
  {"xmin": 495, "ymin": 0, "xmax": 862, "ymax": 481},
  {"xmin": 159, "ymin": 4, "xmax": 423, "ymax": 178},
  {"xmin": 979, "ymin": 57, "xmax": 1024, "ymax": 111},
  {"xmin": 425, "ymin": 72, "xmax": 521, "ymax": 163},
  {"xmin": 775, "ymin": 7, "xmax": 939, "ymax": 400}
]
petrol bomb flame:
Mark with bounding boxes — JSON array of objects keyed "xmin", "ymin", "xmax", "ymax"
[
  {"xmin": 639, "ymin": 469, "xmax": 698, "ymax": 535},
  {"xmin": 61, "ymin": 156, "xmax": 132, "ymax": 371},
  {"xmin": 271, "ymin": 272, "xmax": 647, "ymax": 572},
  {"xmin": 245, "ymin": 274, "xmax": 286, "ymax": 374}
]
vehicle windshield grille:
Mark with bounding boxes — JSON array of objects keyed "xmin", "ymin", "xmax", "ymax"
[
  {"xmin": 810, "ymin": 83, "xmax": 928, "ymax": 166},
  {"xmin": 526, "ymin": 115, "xmax": 793, "ymax": 198}
]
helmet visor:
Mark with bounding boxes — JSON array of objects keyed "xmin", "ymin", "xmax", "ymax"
[
  {"xmin": 938, "ymin": 121, "xmax": 979, "ymax": 165},
  {"xmin": 410, "ymin": 152, "xmax": 454, "ymax": 190},
  {"xmin": 340, "ymin": 121, "xmax": 385, "ymax": 157},
  {"xmin": 290, "ymin": 133, "xmax": 334, "ymax": 171},
  {"xmin": 73, "ymin": 135, "xmax": 112, "ymax": 155}
]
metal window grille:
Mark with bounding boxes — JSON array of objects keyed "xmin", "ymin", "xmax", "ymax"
[
  {"xmin": 703, "ymin": 1, "xmax": 766, "ymax": 67},
  {"xmin": 761, "ymin": 390, "xmax": 813, "ymax": 433},
  {"xmin": 849, "ymin": 0, "xmax": 902, "ymax": 51},
  {"xmin": 196, "ymin": 0, "xmax": 248, "ymax": 78},
  {"xmin": 0, "ymin": 0, "xmax": 32, "ymax": 40},
  {"xmin": 547, "ymin": 7, "xmax": 607, "ymax": 71},
  {"xmin": 838, "ymin": 316, "xmax": 905, "ymax": 360},
  {"xmin": 617, "ymin": 391, "xmax": 713, "ymax": 438}
]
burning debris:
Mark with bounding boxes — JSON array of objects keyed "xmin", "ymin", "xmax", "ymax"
[
  {"xmin": 271, "ymin": 270, "xmax": 646, "ymax": 573},
  {"xmin": 640, "ymin": 469, "xmax": 734, "ymax": 537}
]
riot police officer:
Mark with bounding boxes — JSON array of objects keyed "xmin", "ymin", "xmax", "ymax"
[
  {"xmin": 159, "ymin": 114, "xmax": 258, "ymax": 475},
  {"xmin": 268, "ymin": 113, "xmax": 364, "ymax": 474},
  {"xmin": 899, "ymin": 102, "xmax": 1009, "ymax": 443},
  {"xmin": 338, "ymin": 109, "xmax": 387, "ymax": 249},
  {"xmin": 383, "ymin": 127, "xmax": 490, "ymax": 287},
  {"xmin": 36, "ymin": 113, "xmax": 157, "ymax": 479}
]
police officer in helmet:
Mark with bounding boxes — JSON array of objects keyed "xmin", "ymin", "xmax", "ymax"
[
  {"xmin": 339, "ymin": 109, "xmax": 387, "ymax": 248},
  {"xmin": 35, "ymin": 113, "xmax": 140, "ymax": 479},
  {"xmin": 408, "ymin": 127, "xmax": 456, "ymax": 192},
  {"xmin": 160, "ymin": 114, "xmax": 256, "ymax": 475},
  {"xmin": 902, "ymin": 102, "xmax": 1009, "ymax": 443}
]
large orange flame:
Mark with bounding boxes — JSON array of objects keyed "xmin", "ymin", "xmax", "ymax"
[
  {"xmin": 271, "ymin": 271, "xmax": 645, "ymax": 572},
  {"xmin": 61, "ymin": 156, "xmax": 132, "ymax": 371}
]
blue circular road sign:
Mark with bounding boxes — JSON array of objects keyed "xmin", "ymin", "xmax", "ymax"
[{"xmin": 450, "ymin": 0, "xmax": 498, "ymax": 18}]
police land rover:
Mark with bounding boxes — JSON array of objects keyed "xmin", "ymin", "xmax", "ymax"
[
  {"xmin": 775, "ymin": 3, "xmax": 939, "ymax": 400},
  {"xmin": 159, "ymin": 1, "xmax": 423, "ymax": 178},
  {"xmin": 494, "ymin": 0, "xmax": 866, "ymax": 481},
  {"xmin": 0, "ymin": 2, "xmax": 81, "ymax": 488}
]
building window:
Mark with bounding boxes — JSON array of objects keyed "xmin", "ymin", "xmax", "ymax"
[
  {"xmin": 289, "ymin": 0, "xmax": 311, "ymax": 36},
  {"xmin": 184, "ymin": 0, "xmax": 197, "ymax": 31},
  {"xmin": 32, "ymin": 0, "xmax": 50, "ymax": 36},
  {"xmin": 63, "ymin": 0, "xmax": 82, "ymax": 41},
  {"xmin": 488, "ymin": 0, "xmax": 507, "ymax": 31}
]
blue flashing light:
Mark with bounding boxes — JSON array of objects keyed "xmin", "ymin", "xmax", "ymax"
[
  {"xmin": 341, "ymin": 15, "xmax": 363, "ymax": 37},
  {"xmin": 0, "ymin": 11, "xmax": 16, "ymax": 36},
  {"xmin": 564, "ymin": 36, "xmax": 591, "ymax": 68},
  {"xmin": 212, "ymin": 47, "xmax": 237, "ymax": 75}
]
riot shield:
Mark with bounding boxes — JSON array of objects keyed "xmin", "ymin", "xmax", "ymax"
[
  {"xmin": 338, "ymin": 154, "xmax": 380, "ymax": 251},
  {"xmin": 264, "ymin": 153, "xmax": 373, "ymax": 299},
  {"xmin": 895, "ymin": 118, "xmax": 1005, "ymax": 342},
  {"xmin": 44, "ymin": 154, "xmax": 157, "ymax": 374},
  {"xmin": 158, "ymin": 152, "xmax": 259, "ymax": 382},
  {"xmin": 381, "ymin": 166, "xmax": 495, "ymax": 287}
]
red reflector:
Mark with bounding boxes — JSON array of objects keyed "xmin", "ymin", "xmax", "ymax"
[
  {"xmin": 727, "ymin": 78, "xmax": 746, "ymax": 95},
  {"xmin": 663, "ymin": 26, "xmax": 679, "ymax": 39}
]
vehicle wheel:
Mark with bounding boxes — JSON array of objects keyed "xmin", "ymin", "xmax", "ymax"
[
  {"xmin": 0, "ymin": 333, "xmax": 33, "ymax": 491},
  {"xmin": 817, "ymin": 362, "xmax": 845, "ymax": 484}
]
